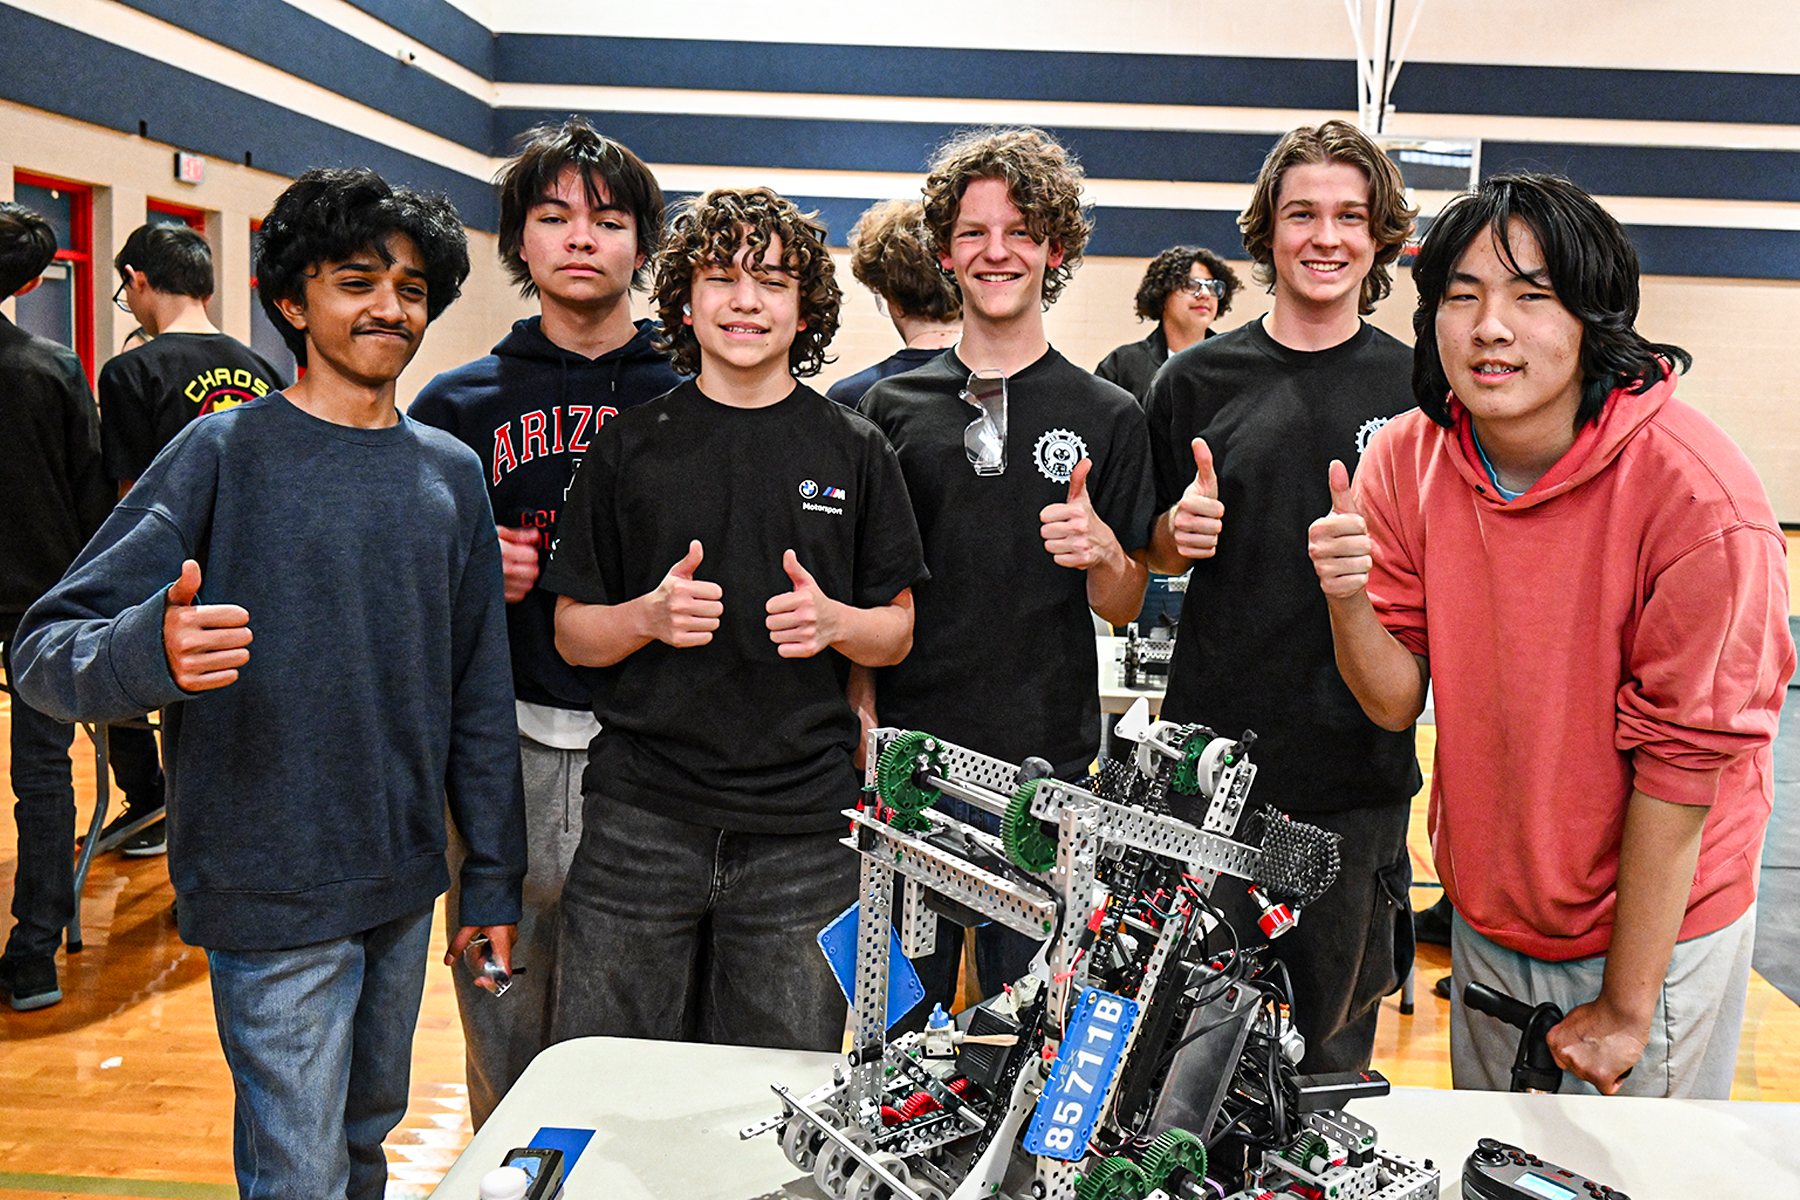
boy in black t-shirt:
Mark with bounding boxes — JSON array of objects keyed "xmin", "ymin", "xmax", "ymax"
[
  {"xmin": 859, "ymin": 128, "xmax": 1156, "ymax": 1015},
  {"xmin": 1141, "ymin": 120, "xmax": 1421, "ymax": 1073},
  {"xmin": 542, "ymin": 187, "xmax": 926, "ymax": 1049},
  {"xmin": 92, "ymin": 223, "xmax": 286, "ymax": 855}
]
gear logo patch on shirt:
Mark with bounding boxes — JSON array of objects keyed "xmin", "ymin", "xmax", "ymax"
[
  {"xmin": 1356, "ymin": 416, "xmax": 1391, "ymax": 456},
  {"xmin": 1034, "ymin": 428, "xmax": 1088, "ymax": 484}
]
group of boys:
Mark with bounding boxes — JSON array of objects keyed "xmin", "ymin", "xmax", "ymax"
[{"xmin": 0, "ymin": 107, "xmax": 1788, "ymax": 1200}]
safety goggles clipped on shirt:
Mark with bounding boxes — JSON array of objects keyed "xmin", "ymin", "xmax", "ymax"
[{"xmin": 960, "ymin": 368, "xmax": 1007, "ymax": 476}]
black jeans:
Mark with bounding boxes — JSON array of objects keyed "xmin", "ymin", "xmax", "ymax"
[{"xmin": 552, "ymin": 791, "xmax": 857, "ymax": 1050}]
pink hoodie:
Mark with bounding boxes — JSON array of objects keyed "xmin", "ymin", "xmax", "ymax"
[{"xmin": 1360, "ymin": 372, "xmax": 1793, "ymax": 960}]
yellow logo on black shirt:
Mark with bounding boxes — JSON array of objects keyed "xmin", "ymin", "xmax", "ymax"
[{"xmin": 184, "ymin": 367, "xmax": 272, "ymax": 416}]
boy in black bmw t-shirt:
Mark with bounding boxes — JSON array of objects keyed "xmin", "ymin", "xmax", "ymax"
[{"xmin": 542, "ymin": 187, "xmax": 926, "ymax": 1049}]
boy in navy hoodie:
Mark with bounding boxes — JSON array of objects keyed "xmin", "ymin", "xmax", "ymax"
[{"xmin": 409, "ymin": 118, "xmax": 681, "ymax": 1125}]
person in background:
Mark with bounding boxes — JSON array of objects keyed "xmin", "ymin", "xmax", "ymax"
[
  {"xmin": 0, "ymin": 200, "xmax": 114, "ymax": 1011},
  {"xmin": 91, "ymin": 222, "xmax": 287, "ymax": 857},
  {"xmin": 826, "ymin": 198, "xmax": 961, "ymax": 406},
  {"xmin": 1097, "ymin": 243, "xmax": 1241, "ymax": 402}
]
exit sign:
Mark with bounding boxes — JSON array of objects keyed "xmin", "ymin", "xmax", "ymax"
[{"xmin": 175, "ymin": 152, "xmax": 205, "ymax": 184}]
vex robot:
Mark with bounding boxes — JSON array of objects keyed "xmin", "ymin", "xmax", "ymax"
[{"xmin": 744, "ymin": 705, "xmax": 1439, "ymax": 1200}]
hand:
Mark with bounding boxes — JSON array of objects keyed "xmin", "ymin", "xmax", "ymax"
[
  {"xmin": 766, "ymin": 549, "xmax": 840, "ymax": 658},
  {"xmin": 1307, "ymin": 459, "xmax": 1374, "ymax": 600},
  {"xmin": 1039, "ymin": 458, "xmax": 1116, "ymax": 569},
  {"xmin": 162, "ymin": 559, "xmax": 252, "ymax": 692},
  {"xmin": 1546, "ymin": 997, "xmax": 1649, "ymax": 1095},
  {"xmin": 1168, "ymin": 438, "xmax": 1224, "ymax": 560},
  {"xmin": 496, "ymin": 526, "xmax": 541, "ymax": 603},
  {"xmin": 445, "ymin": 923, "xmax": 516, "ymax": 994},
  {"xmin": 650, "ymin": 540, "xmax": 723, "ymax": 648}
]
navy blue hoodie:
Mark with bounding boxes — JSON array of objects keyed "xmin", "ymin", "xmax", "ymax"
[{"xmin": 411, "ymin": 316, "xmax": 682, "ymax": 712}]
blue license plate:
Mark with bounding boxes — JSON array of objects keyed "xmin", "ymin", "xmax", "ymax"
[{"xmin": 1023, "ymin": 988, "xmax": 1140, "ymax": 1161}]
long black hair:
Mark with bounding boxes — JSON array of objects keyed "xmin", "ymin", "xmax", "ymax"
[{"xmin": 1412, "ymin": 172, "xmax": 1690, "ymax": 429}]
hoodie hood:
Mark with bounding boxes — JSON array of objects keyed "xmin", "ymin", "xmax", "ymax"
[
  {"xmin": 1443, "ymin": 368, "xmax": 1676, "ymax": 512},
  {"xmin": 491, "ymin": 314, "xmax": 671, "ymax": 368}
]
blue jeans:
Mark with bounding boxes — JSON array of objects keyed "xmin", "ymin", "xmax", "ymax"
[
  {"xmin": 206, "ymin": 905, "xmax": 433, "ymax": 1200},
  {"xmin": 552, "ymin": 793, "xmax": 856, "ymax": 1050}
]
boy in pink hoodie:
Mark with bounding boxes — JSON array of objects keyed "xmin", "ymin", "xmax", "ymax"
[{"xmin": 1308, "ymin": 172, "xmax": 1792, "ymax": 1098}]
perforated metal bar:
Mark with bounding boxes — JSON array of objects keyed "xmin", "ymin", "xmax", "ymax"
[
  {"xmin": 849, "ymin": 812, "xmax": 1056, "ymax": 940},
  {"xmin": 851, "ymin": 852, "xmax": 895, "ymax": 1118},
  {"xmin": 1026, "ymin": 785, "xmax": 1263, "ymax": 888},
  {"xmin": 897, "ymin": 876, "xmax": 937, "ymax": 958}
]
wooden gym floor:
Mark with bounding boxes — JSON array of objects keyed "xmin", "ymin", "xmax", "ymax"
[{"xmin": 4, "ymin": 675, "xmax": 1800, "ymax": 1196}]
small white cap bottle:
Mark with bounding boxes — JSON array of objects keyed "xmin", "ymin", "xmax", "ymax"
[{"xmin": 478, "ymin": 1165, "xmax": 530, "ymax": 1200}]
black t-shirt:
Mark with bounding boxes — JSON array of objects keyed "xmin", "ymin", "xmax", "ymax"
[
  {"xmin": 98, "ymin": 332, "xmax": 286, "ymax": 484},
  {"xmin": 860, "ymin": 348, "xmax": 1156, "ymax": 778},
  {"xmin": 1143, "ymin": 319, "xmax": 1420, "ymax": 816},
  {"xmin": 541, "ymin": 381, "xmax": 926, "ymax": 833}
]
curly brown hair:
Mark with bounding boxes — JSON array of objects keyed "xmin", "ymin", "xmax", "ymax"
[
  {"xmin": 1133, "ymin": 245, "xmax": 1242, "ymax": 322},
  {"xmin": 652, "ymin": 187, "xmax": 841, "ymax": 378},
  {"xmin": 921, "ymin": 127, "xmax": 1091, "ymax": 308},
  {"xmin": 1237, "ymin": 120, "xmax": 1416, "ymax": 315},
  {"xmin": 848, "ymin": 198, "xmax": 962, "ymax": 323}
]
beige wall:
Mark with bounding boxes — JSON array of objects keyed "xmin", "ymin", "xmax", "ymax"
[
  {"xmin": 0, "ymin": 100, "xmax": 533, "ymax": 411},
  {"xmin": 822, "ymin": 251, "xmax": 1800, "ymax": 523}
]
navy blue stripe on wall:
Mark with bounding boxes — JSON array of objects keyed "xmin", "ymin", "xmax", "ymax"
[
  {"xmin": 493, "ymin": 36, "xmax": 1357, "ymax": 112},
  {"xmin": 346, "ymin": 0, "xmax": 492, "ymax": 79},
  {"xmin": 498, "ymin": 109, "xmax": 1279, "ymax": 185},
  {"xmin": 1483, "ymin": 141, "xmax": 1800, "ymax": 204},
  {"xmin": 0, "ymin": 8, "xmax": 496, "ymax": 228},
  {"xmin": 1626, "ymin": 225, "xmax": 1800, "ymax": 282},
  {"xmin": 1394, "ymin": 62, "xmax": 1800, "ymax": 129},
  {"xmin": 117, "ymin": 0, "xmax": 491, "ymax": 152}
]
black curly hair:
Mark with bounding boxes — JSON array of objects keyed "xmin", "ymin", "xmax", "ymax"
[
  {"xmin": 1133, "ymin": 245, "xmax": 1242, "ymax": 322},
  {"xmin": 921, "ymin": 127, "xmax": 1091, "ymax": 308},
  {"xmin": 1412, "ymin": 171, "xmax": 1690, "ymax": 431},
  {"xmin": 254, "ymin": 167, "xmax": 470, "ymax": 366},
  {"xmin": 652, "ymin": 187, "xmax": 840, "ymax": 379}
]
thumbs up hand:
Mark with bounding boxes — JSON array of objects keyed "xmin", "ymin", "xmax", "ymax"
[
  {"xmin": 1307, "ymin": 460, "xmax": 1374, "ymax": 599},
  {"xmin": 162, "ymin": 559, "xmax": 253, "ymax": 692},
  {"xmin": 1169, "ymin": 437, "xmax": 1224, "ymax": 561},
  {"xmin": 1040, "ymin": 457, "xmax": 1118, "ymax": 569},
  {"xmin": 766, "ymin": 549, "xmax": 840, "ymax": 658},
  {"xmin": 652, "ymin": 540, "xmax": 723, "ymax": 647}
]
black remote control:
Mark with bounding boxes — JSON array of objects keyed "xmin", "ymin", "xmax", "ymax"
[{"xmin": 1464, "ymin": 1138, "xmax": 1628, "ymax": 1200}]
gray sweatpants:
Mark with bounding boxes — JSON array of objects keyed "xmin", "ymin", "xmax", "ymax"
[
  {"xmin": 1449, "ymin": 905, "xmax": 1756, "ymax": 1098},
  {"xmin": 446, "ymin": 736, "xmax": 585, "ymax": 1128}
]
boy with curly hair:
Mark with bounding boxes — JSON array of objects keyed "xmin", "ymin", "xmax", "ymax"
[
  {"xmin": 827, "ymin": 197, "xmax": 961, "ymax": 406},
  {"xmin": 543, "ymin": 186, "xmax": 926, "ymax": 1049},
  {"xmin": 13, "ymin": 168, "xmax": 526, "ymax": 1198},
  {"xmin": 1142, "ymin": 120, "xmax": 1420, "ymax": 1073},
  {"xmin": 858, "ymin": 128, "xmax": 1155, "ymax": 1014}
]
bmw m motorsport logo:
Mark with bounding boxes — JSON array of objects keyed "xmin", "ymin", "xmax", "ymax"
[{"xmin": 799, "ymin": 479, "xmax": 847, "ymax": 515}]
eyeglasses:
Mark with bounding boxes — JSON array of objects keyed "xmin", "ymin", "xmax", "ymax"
[
  {"xmin": 112, "ymin": 269, "xmax": 134, "ymax": 313},
  {"xmin": 960, "ymin": 369, "xmax": 1006, "ymax": 476},
  {"xmin": 1177, "ymin": 277, "xmax": 1226, "ymax": 300}
]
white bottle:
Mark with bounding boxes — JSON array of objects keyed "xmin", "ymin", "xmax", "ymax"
[{"xmin": 478, "ymin": 1165, "xmax": 530, "ymax": 1200}]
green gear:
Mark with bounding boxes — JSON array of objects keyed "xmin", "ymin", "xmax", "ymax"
[
  {"xmin": 1075, "ymin": 1156, "xmax": 1150, "ymax": 1200},
  {"xmin": 1280, "ymin": 1130, "xmax": 1330, "ymax": 1169},
  {"xmin": 1003, "ymin": 778, "xmax": 1059, "ymax": 873},
  {"xmin": 1170, "ymin": 732, "xmax": 1211, "ymax": 795},
  {"xmin": 1141, "ymin": 1128, "xmax": 1207, "ymax": 1187},
  {"xmin": 875, "ymin": 731, "xmax": 942, "ymax": 820}
]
